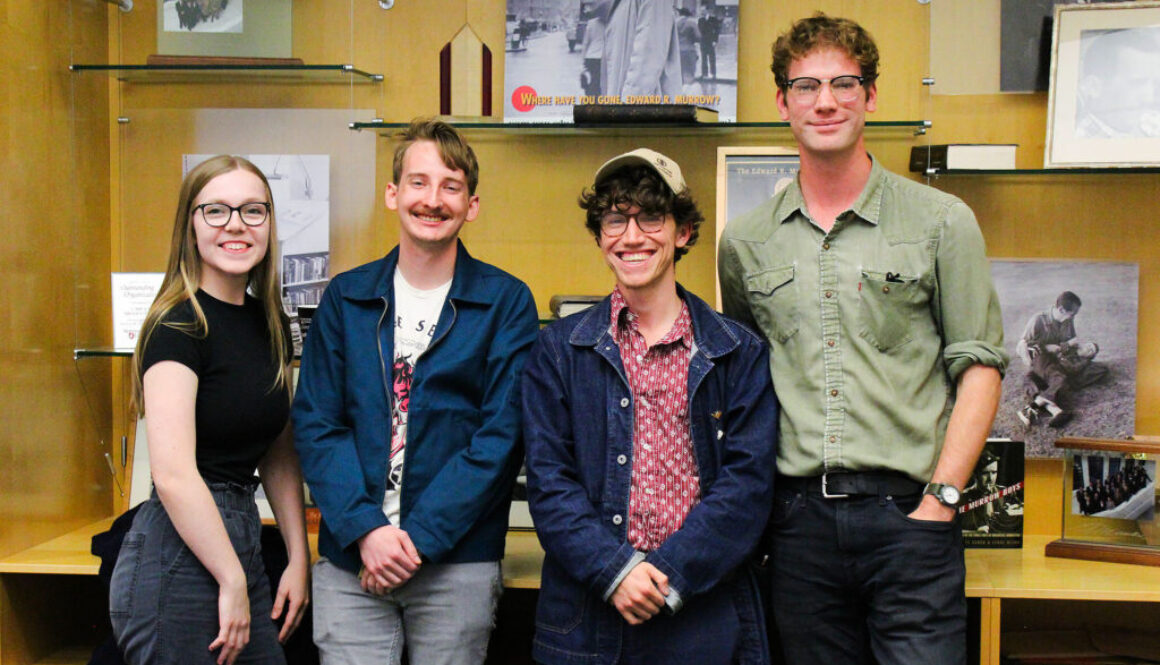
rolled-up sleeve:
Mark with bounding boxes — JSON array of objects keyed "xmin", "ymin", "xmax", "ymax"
[{"xmin": 936, "ymin": 201, "xmax": 1009, "ymax": 383}]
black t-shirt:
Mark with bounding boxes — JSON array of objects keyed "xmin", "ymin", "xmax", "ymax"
[{"xmin": 141, "ymin": 290, "xmax": 290, "ymax": 484}]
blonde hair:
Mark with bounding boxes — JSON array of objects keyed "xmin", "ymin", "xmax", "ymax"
[{"xmin": 131, "ymin": 155, "xmax": 291, "ymax": 416}]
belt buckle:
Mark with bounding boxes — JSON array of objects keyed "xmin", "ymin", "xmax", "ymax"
[{"xmin": 821, "ymin": 472, "xmax": 850, "ymax": 499}]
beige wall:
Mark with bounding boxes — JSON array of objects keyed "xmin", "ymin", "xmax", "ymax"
[{"xmin": 0, "ymin": 2, "xmax": 111, "ymax": 557}]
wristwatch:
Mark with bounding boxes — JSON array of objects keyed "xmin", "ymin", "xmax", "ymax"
[{"xmin": 923, "ymin": 482, "xmax": 962, "ymax": 508}]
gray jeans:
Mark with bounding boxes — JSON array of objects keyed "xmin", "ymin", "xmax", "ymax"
[
  {"xmin": 109, "ymin": 482, "xmax": 284, "ymax": 665},
  {"xmin": 312, "ymin": 557, "xmax": 502, "ymax": 665}
]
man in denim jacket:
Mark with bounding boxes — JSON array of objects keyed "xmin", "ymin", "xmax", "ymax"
[
  {"xmin": 293, "ymin": 119, "xmax": 539, "ymax": 665},
  {"xmin": 522, "ymin": 148, "xmax": 777, "ymax": 665}
]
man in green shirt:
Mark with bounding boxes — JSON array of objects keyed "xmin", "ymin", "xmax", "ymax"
[{"xmin": 718, "ymin": 13, "xmax": 1008, "ymax": 665}]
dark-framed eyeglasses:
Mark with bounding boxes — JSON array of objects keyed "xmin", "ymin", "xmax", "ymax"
[
  {"xmin": 194, "ymin": 201, "xmax": 271, "ymax": 228},
  {"xmin": 785, "ymin": 75, "xmax": 868, "ymax": 104},
  {"xmin": 599, "ymin": 210, "xmax": 668, "ymax": 237}
]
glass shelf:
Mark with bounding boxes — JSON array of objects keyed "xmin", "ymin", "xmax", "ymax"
[
  {"xmin": 74, "ymin": 348, "xmax": 132, "ymax": 359},
  {"xmin": 69, "ymin": 64, "xmax": 383, "ymax": 84},
  {"xmin": 925, "ymin": 167, "xmax": 1160, "ymax": 176},
  {"xmin": 350, "ymin": 119, "xmax": 931, "ymax": 135}
]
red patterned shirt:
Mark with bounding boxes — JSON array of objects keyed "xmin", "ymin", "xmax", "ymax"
[{"xmin": 610, "ymin": 288, "xmax": 701, "ymax": 552}]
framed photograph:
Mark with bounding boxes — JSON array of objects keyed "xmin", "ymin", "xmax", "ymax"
[
  {"xmin": 157, "ymin": 0, "xmax": 292, "ymax": 59},
  {"xmin": 1048, "ymin": 436, "xmax": 1160, "ymax": 566},
  {"xmin": 1045, "ymin": 1, "xmax": 1160, "ymax": 167},
  {"xmin": 714, "ymin": 146, "xmax": 799, "ymax": 306},
  {"xmin": 989, "ymin": 260, "xmax": 1137, "ymax": 458}
]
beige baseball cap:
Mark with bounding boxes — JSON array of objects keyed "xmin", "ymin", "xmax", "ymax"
[{"xmin": 593, "ymin": 148, "xmax": 687, "ymax": 195}]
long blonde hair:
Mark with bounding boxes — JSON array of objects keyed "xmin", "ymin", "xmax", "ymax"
[{"xmin": 131, "ymin": 155, "xmax": 292, "ymax": 416}]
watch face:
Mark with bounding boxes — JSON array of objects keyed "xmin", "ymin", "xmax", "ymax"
[{"xmin": 941, "ymin": 485, "xmax": 961, "ymax": 505}]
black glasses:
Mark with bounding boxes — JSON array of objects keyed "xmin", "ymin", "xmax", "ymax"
[
  {"xmin": 194, "ymin": 201, "xmax": 270, "ymax": 228},
  {"xmin": 600, "ymin": 211, "xmax": 668, "ymax": 237},
  {"xmin": 785, "ymin": 75, "xmax": 868, "ymax": 104}
]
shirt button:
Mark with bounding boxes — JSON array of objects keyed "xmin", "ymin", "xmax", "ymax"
[
  {"xmin": 612, "ymin": 514, "xmax": 623, "ymax": 525},
  {"xmin": 827, "ymin": 340, "xmax": 835, "ymax": 347},
  {"xmin": 825, "ymin": 291, "xmax": 833, "ymax": 298},
  {"xmin": 882, "ymin": 285, "xmax": 891, "ymax": 294},
  {"xmin": 620, "ymin": 398, "xmax": 630, "ymax": 408},
  {"xmin": 822, "ymin": 242, "xmax": 830, "ymax": 250},
  {"xmin": 617, "ymin": 454, "xmax": 627, "ymax": 465},
  {"xmin": 829, "ymin": 436, "xmax": 837, "ymax": 443},
  {"xmin": 830, "ymin": 389, "xmax": 839, "ymax": 397}
]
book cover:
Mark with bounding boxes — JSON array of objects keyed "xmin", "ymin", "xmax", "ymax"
[
  {"xmin": 573, "ymin": 103, "xmax": 717, "ymax": 124},
  {"xmin": 960, "ymin": 439, "xmax": 1025, "ymax": 548},
  {"xmin": 504, "ymin": 0, "xmax": 738, "ymax": 123},
  {"xmin": 909, "ymin": 144, "xmax": 1017, "ymax": 172}
]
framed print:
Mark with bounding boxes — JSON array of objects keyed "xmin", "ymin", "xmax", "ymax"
[
  {"xmin": 989, "ymin": 260, "xmax": 1138, "ymax": 458},
  {"xmin": 157, "ymin": 0, "xmax": 292, "ymax": 59},
  {"xmin": 1046, "ymin": 1, "xmax": 1160, "ymax": 167},
  {"xmin": 714, "ymin": 146, "xmax": 799, "ymax": 306}
]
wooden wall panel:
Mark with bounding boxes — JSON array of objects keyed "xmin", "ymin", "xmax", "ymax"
[{"xmin": 0, "ymin": 1, "xmax": 110, "ymax": 558}]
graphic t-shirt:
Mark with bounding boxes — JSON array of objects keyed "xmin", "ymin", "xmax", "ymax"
[{"xmin": 384, "ymin": 269, "xmax": 451, "ymax": 525}]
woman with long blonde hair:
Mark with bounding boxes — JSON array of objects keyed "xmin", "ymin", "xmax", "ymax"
[{"xmin": 110, "ymin": 155, "xmax": 309, "ymax": 665}]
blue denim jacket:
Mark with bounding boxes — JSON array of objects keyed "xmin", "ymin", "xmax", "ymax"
[
  {"xmin": 522, "ymin": 286, "xmax": 777, "ymax": 665},
  {"xmin": 293, "ymin": 241, "xmax": 539, "ymax": 572}
]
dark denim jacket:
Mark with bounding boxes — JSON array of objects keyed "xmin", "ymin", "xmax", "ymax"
[
  {"xmin": 293, "ymin": 241, "xmax": 539, "ymax": 572},
  {"xmin": 522, "ymin": 286, "xmax": 777, "ymax": 665}
]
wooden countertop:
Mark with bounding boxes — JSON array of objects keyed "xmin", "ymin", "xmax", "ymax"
[{"xmin": 5, "ymin": 522, "xmax": 1158, "ymax": 604}]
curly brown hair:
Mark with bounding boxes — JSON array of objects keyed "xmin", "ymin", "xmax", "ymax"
[
  {"xmin": 770, "ymin": 13, "xmax": 879, "ymax": 95},
  {"xmin": 578, "ymin": 164, "xmax": 703, "ymax": 262}
]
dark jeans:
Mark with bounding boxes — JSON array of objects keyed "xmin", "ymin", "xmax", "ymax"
[
  {"xmin": 110, "ymin": 482, "xmax": 285, "ymax": 665},
  {"xmin": 768, "ymin": 481, "xmax": 966, "ymax": 665}
]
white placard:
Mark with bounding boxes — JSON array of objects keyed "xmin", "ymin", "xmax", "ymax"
[{"xmin": 112, "ymin": 273, "xmax": 164, "ymax": 351}]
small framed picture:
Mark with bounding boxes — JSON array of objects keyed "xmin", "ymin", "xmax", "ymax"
[
  {"xmin": 714, "ymin": 146, "xmax": 800, "ymax": 307},
  {"xmin": 157, "ymin": 0, "xmax": 292, "ymax": 59},
  {"xmin": 1046, "ymin": 1, "xmax": 1160, "ymax": 167}
]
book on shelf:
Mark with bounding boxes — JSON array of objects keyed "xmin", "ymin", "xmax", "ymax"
[
  {"xmin": 549, "ymin": 295, "xmax": 603, "ymax": 318},
  {"xmin": 959, "ymin": 439, "xmax": 1024, "ymax": 548},
  {"xmin": 572, "ymin": 103, "xmax": 718, "ymax": 125},
  {"xmin": 908, "ymin": 144, "xmax": 1017, "ymax": 172}
]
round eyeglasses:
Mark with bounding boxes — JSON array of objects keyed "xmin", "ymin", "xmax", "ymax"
[
  {"xmin": 599, "ymin": 211, "xmax": 668, "ymax": 237},
  {"xmin": 194, "ymin": 202, "xmax": 270, "ymax": 228},
  {"xmin": 785, "ymin": 75, "xmax": 868, "ymax": 104}
]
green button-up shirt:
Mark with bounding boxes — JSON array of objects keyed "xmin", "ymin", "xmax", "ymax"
[{"xmin": 718, "ymin": 158, "xmax": 1008, "ymax": 482}]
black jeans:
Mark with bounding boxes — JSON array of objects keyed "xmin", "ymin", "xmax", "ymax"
[{"xmin": 768, "ymin": 482, "xmax": 966, "ymax": 665}]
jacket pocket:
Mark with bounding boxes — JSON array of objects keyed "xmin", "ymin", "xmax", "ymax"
[
  {"xmin": 535, "ymin": 573, "xmax": 588, "ymax": 634},
  {"xmin": 858, "ymin": 269, "xmax": 925, "ymax": 352},
  {"xmin": 746, "ymin": 265, "xmax": 798, "ymax": 343}
]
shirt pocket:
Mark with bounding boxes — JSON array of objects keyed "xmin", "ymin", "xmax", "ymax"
[
  {"xmin": 858, "ymin": 269, "xmax": 926, "ymax": 352},
  {"xmin": 745, "ymin": 265, "xmax": 798, "ymax": 344}
]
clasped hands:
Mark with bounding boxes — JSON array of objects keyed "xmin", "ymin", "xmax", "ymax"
[
  {"xmin": 610, "ymin": 562, "xmax": 670, "ymax": 626},
  {"xmin": 357, "ymin": 525, "xmax": 423, "ymax": 595}
]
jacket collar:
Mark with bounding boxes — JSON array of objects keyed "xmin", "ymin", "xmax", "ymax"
[
  {"xmin": 343, "ymin": 240, "xmax": 494, "ymax": 305},
  {"xmin": 569, "ymin": 283, "xmax": 739, "ymax": 359}
]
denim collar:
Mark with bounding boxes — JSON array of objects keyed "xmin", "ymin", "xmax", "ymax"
[
  {"xmin": 341, "ymin": 239, "xmax": 494, "ymax": 305},
  {"xmin": 569, "ymin": 283, "xmax": 739, "ymax": 360}
]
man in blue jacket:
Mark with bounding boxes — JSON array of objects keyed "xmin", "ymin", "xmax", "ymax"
[
  {"xmin": 521, "ymin": 148, "xmax": 777, "ymax": 665},
  {"xmin": 293, "ymin": 118, "xmax": 539, "ymax": 665}
]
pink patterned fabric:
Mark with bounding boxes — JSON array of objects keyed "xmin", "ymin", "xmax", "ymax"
[{"xmin": 610, "ymin": 288, "xmax": 701, "ymax": 552}]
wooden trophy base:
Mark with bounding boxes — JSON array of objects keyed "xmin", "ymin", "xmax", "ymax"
[{"xmin": 1046, "ymin": 539, "xmax": 1160, "ymax": 567}]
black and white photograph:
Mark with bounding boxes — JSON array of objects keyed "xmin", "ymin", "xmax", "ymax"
[
  {"xmin": 999, "ymin": 0, "xmax": 1119, "ymax": 93},
  {"xmin": 990, "ymin": 260, "xmax": 1138, "ymax": 458},
  {"xmin": 960, "ymin": 440, "xmax": 1025, "ymax": 548},
  {"xmin": 162, "ymin": 0, "xmax": 243, "ymax": 33},
  {"xmin": 504, "ymin": 0, "xmax": 739, "ymax": 122},
  {"xmin": 1046, "ymin": 1, "xmax": 1160, "ymax": 166},
  {"xmin": 184, "ymin": 153, "xmax": 331, "ymax": 315},
  {"xmin": 155, "ymin": 0, "xmax": 291, "ymax": 59},
  {"xmin": 1071, "ymin": 454, "xmax": 1155, "ymax": 522}
]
